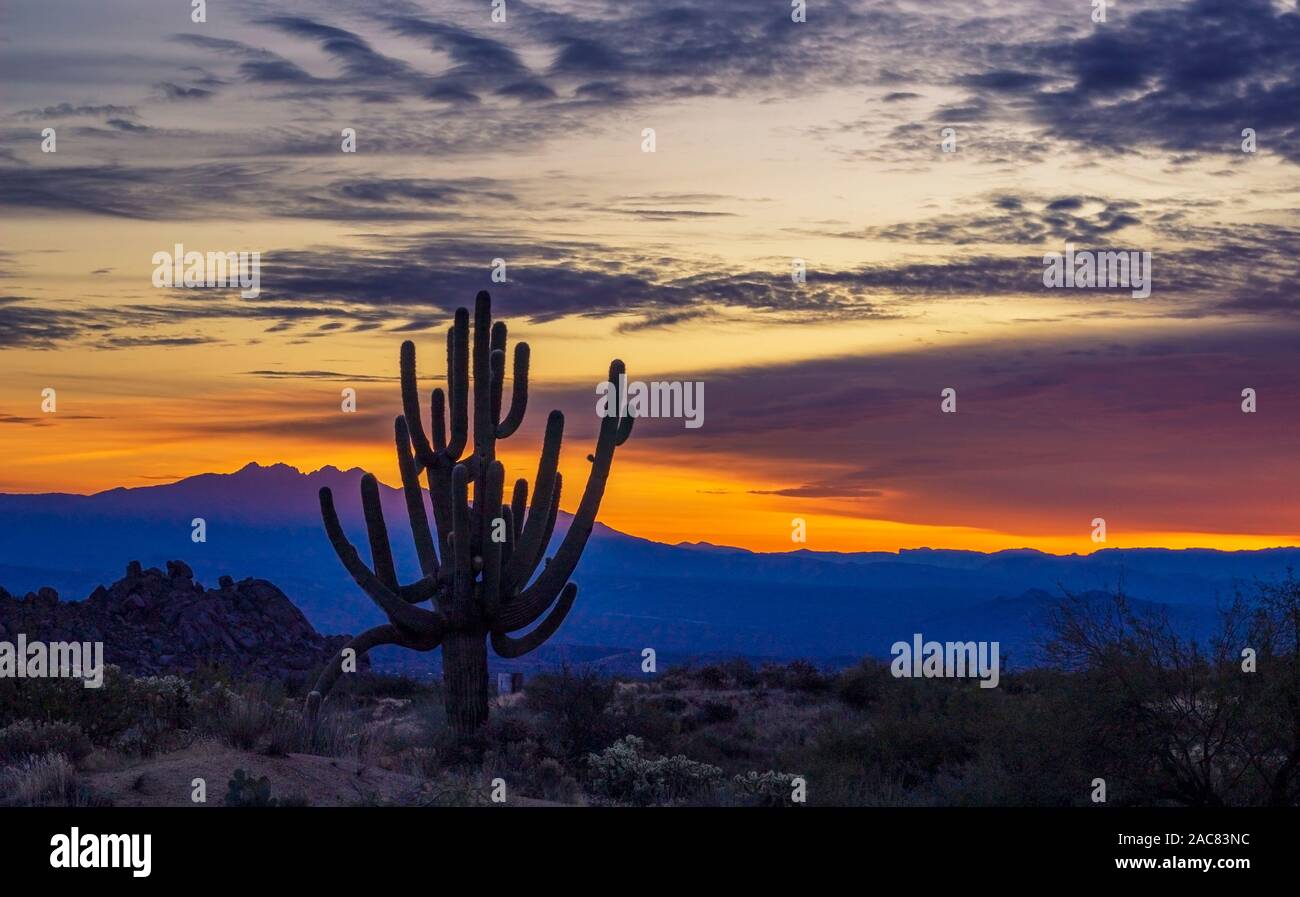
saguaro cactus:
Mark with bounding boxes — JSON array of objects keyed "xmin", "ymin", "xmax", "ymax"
[{"xmin": 306, "ymin": 291, "xmax": 633, "ymax": 731}]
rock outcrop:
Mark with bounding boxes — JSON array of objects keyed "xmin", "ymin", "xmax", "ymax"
[{"xmin": 0, "ymin": 560, "xmax": 353, "ymax": 679}]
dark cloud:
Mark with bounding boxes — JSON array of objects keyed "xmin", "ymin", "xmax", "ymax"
[
  {"xmin": 997, "ymin": 0, "xmax": 1300, "ymax": 162},
  {"xmin": 244, "ymin": 370, "xmax": 396, "ymax": 383},
  {"xmin": 386, "ymin": 15, "xmax": 527, "ymax": 79},
  {"xmin": 844, "ymin": 193, "xmax": 1144, "ymax": 244},
  {"xmin": 0, "ymin": 163, "xmax": 517, "ymax": 221},
  {"xmin": 156, "ymin": 82, "xmax": 214, "ymax": 101},
  {"xmin": 750, "ymin": 484, "xmax": 885, "ymax": 499},
  {"xmin": 0, "ymin": 298, "xmax": 86, "ymax": 348},
  {"xmin": 96, "ymin": 336, "xmax": 217, "ymax": 350},
  {"xmin": 15, "ymin": 103, "xmax": 137, "ymax": 120}
]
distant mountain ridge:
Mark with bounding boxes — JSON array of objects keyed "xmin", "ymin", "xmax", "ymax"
[{"xmin": 1, "ymin": 463, "xmax": 1297, "ymax": 667}]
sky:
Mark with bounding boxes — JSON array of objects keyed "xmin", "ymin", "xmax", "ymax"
[{"xmin": 1, "ymin": 0, "xmax": 1298, "ymax": 553}]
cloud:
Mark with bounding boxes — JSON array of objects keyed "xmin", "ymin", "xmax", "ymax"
[
  {"xmin": 156, "ymin": 82, "xmax": 214, "ymax": 101},
  {"xmin": 244, "ymin": 370, "xmax": 396, "ymax": 382},
  {"xmin": 627, "ymin": 323, "xmax": 1300, "ymax": 534},
  {"xmin": 15, "ymin": 103, "xmax": 137, "ymax": 120},
  {"xmin": 995, "ymin": 0, "xmax": 1300, "ymax": 163},
  {"xmin": 843, "ymin": 193, "xmax": 1143, "ymax": 245},
  {"xmin": 0, "ymin": 163, "xmax": 518, "ymax": 221}
]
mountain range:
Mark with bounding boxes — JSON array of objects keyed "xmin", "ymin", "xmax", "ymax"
[{"xmin": 1, "ymin": 462, "xmax": 1296, "ymax": 672}]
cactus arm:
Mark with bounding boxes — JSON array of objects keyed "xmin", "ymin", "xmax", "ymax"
[
  {"xmin": 398, "ymin": 575, "xmax": 443, "ymax": 604},
  {"xmin": 481, "ymin": 460, "xmax": 506, "ymax": 618},
  {"xmin": 471, "ymin": 291, "xmax": 494, "ymax": 464},
  {"xmin": 395, "ymin": 416, "xmax": 440, "ymax": 578},
  {"xmin": 490, "ymin": 321, "xmax": 507, "ymax": 424},
  {"xmin": 319, "ymin": 486, "xmax": 447, "ymax": 636},
  {"xmin": 500, "ymin": 362, "xmax": 629, "ymax": 630},
  {"xmin": 424, "ymin": 463, "xmax": 454, "ymax": 573},
  {"xmin": 359, "ymin": 474, "xmax": 399, "ymax": 592},
  {"xmin": 518, "ymin": 472, "xmax": 562, "ymax": 589},
  {"xmin": 504, "ymin": 410, "xmax": 563, "ymax": 589},
  {"xmin": 510, "ymin": 478, "xmax": 528, "ymax": 539},
  {"xmin": 399, "ymin": 340, "xmax": 436, "ymax": 469},
  {"xmin": 446, "ymin": 309, "xmax": 470, "ymax": 460},
  {"xmin": 430, "ymin": 388, "xmax": 448, "ymax": 452},
  {"xmin": 616, "ymin": 407, "xmax": 634, "ymax": 446},
  {"xmin": 496, "ymin": 342, "xmax": 530, "ymax": 439},
  {"xmin": 307, "ymin": 624, "xmax": 396, "ymax": 713},
  {"xmin": 306, "ymin": 622, "xmax": 443, "ymax": 712},
  {"xmin": 490, "ymin": 347, "xmax": 506, "ymax": 428},
  {"xmin": 491, "ymin": 582, "xmax": 577, "ymax": 657}
]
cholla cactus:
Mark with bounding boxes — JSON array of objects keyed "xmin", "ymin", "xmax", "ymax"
[{"xmin": 306, "ymin": 291, "xmax": 633, "ymax": 731}]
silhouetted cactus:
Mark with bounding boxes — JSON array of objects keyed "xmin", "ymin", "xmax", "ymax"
[{"xmin": 306, "ymin": 291, "xmax": 633, "ymax": 731}]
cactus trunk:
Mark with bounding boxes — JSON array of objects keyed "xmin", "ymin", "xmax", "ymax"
[{"xmin": 442, "ymin": 629, "xmax": 489, "ymax": 732}]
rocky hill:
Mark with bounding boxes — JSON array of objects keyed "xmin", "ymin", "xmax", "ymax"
[{"xmin": 0, "ymin": 560, "xmax": 350, "ymax": 680}]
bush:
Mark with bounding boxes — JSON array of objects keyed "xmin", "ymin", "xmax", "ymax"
[
  {"xmin": 525, "ymin": 665, "xmax": 617, "ymax": 758},
  {"xmin": 760, "ymin": 660, "xmax": 831, "ymax": 693},
  {"xmin": 732, "ymin": 770, "xmax": 801, "ymax": 806},
  {"xmin": 213, "ymin": 684, "xmax": 280, "ymax": 751},
  {"xmin": 836, "ymin": 661, "xmax": 888, "ymax": 709},
  {"xmin": 0, "ymin": 666, "xmax": 192, "ymax": 750},
  {"xmin": 586, "ymin": 735, "xmax": 723, "ymax": 806},
  {"xmin": 0, "ymin": 720, "xmax": 92, "ymax": 764},
  {"xmin": 720, "ymin": 658, "xmax": 760, "ymax": 688},
  {"xmin": 0, "ymin": 752, "xmax": 89, "ymax": 806},
  {"xmin": 694, "ymin": 665, "xmax": 728, "ymax": 689},
  {"xmin": 698, "ymin": 701, "xmax": 739, "ymax": 725}
]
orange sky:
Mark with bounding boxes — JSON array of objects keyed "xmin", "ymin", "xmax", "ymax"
[{"xmin": 3, "ymin": 0, "xmax": 1298, "ymax": 555}]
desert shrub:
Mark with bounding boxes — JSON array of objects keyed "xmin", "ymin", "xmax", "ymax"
[
  {"xmin": 654, "ymin": 695, "xmax": 689, "ymax": 714},
  {"xmin": 301, "ymin": 708, "xmax": 364, "ymax": 759},
  {"xmin": 697, "ymin": 700, "xmax": 739, "ymax": 725},
  {"xmin": 0, "ymin": 666, "xmax": 192, "ymax": 749},
  {"xmin": 0, "ymin": 752, "xmax": 95, "ymax": 807},
  {"xmin": 732, "ymin": 770, "xmax": 801, "ymax": 806},
  {"xmin": 586, "ymin": 735, "xmax": 723, "ymax": 806},
  {"xmin": 532, "ymin": 757, "xmax": 582, "ymax": 803},
  {"xmin": 474, "ymin": 705, "xmax": 584, "ymax": 802},
  {"xmin": 720, "ymin": 658, "xmax": 760, "ymax": 688},
  {"xmin": 0, "ymin": 719, "xmax": 92, "ymax": 764},
  {"xmin": 525, "ymin": 665, "xmax": 617, "ymax": 758},
  {"xmin": 263, "ymin": 711, "xmax": 306, "ymax": 757},
  {"xmin": 415, "ymin": 771, "xmax": 493, "ymax": 807},
  {"xmin": 656, "ymin": 667, "xmax": 690, "ymax": 692},
  {"xmin": 760, "ymin": 660, "xmax": 831, "ymax": 693},
  {"xmin": 608, "ymin": 693, "xmax": 683, "ymax": 753},
  {"xmin": 694, "ymin": 665, "xmax": 728, "ymax": 689},
  {"xmin": 134, "ymin": 675, "xmax": 193, "ymax": 728},
  {"xmin": 836, "ymin": 661, "xmax": 889, "ymax": 709},
  {"xmin": 213, "ymin": 684, "xmax": 280, "ymax": 751}
]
